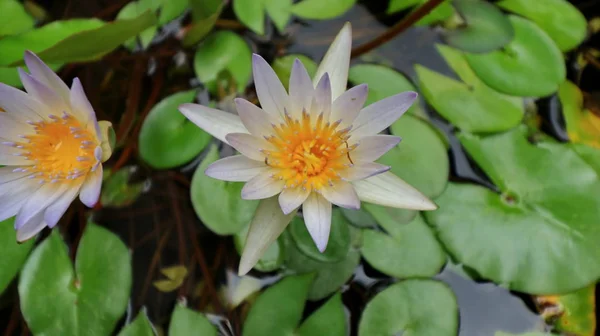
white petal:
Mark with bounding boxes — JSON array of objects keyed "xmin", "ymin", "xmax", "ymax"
[
  {"xmin": 252, "ymin": 54, "xmax": 288, "ymax": 118},
  {"xmin": 302, "ymin": 192, "xmax": 332, "ymax": 252},
  {"xmin": 19, "ymin": 68, "xmax": 70, "ymax": 118},
  {"xmin": 0, "ymin": 152, "xmax": 32, "ymax": 166},
  {"xmin": 352, "ymin": 135, "xmax": 401, "ymax": 162},
  {"xmin": 0, "ymin": 167, "xmax": 31, "ymax": 184},
  {"xmin": 179, "ymin": 103, "xmax": 248, "ymax": 144},
  {"xmin": 341, "ymin": 162, "xmax": 390, "ymax": 181},
  {"xmin": 331, "ymin": 84, "xmax": 368, "ymax": 128},
  {"xmin": 321, "ymin": 180, "xmax": 360, "ymax": 209},
  {"xmin": 278, "ymin": 187, "xmax": 310, "ymax": 214},
  {"xmin": 238, "ymin": 196, "xmax": 296, "ymax": 275},
  {"xmin": 314, "ymin": 22, "xmax": 352, "ymax": 100},
  {"xmin": 241, "ymin": 170, "xmax": 285, "ymax": 200},
  {"xmin": 44, "ymin": 183, "xmax": 81, "ymax": 228},
  {"xmin": 24, "ymin": 51, "xmax": 70, "ymax": 103},
  {"xmin": 0, "ymin": 112, "xmax": 34, "ymax": 141},
  {"xmin": 312, "ymin": 73, "xmax": 332, "ymax": 120},
  {"xmin": 205, "ymin": 155, "xmax": 269, "ymax": 182},
  {"xmin": 225, "ymin": 133, "xmax": 274, "ymax": 161},
  {"xmin": 16, "ymin": 211, "xmax": 47, "ymax": 242},
  {"xmin": 0, "ymin": 82, "xmax": 46, "ymax": 122},
  {"xmin": 351, "ymin": 91, "xmax": 418, "ymax": 138},
  {"xmin": 289, "ymin": 59, "xmax": 314, "ymax": 119},
  {"xmin": 80, "ymin": 165, "xmax": 103, "ymax": 207},
  {"xmin": 234, "ymin": 98, "xmax": 281, "ymax": 137},
  {"xmin": 71, "ymin": 77, "xmax": 100, "ymax": 136},
  {"xmin": 15, "ymin": 183, "xmax": 68, "ymax": 229},
  {"xmin": 0, "ymin": 178, "xmax": 40, "ymax": 222},
  {"xmin": 353, "ymin": 172, "xmax": 437, "ymax": 210}
]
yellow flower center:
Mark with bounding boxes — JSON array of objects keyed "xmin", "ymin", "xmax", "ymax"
[
  {"xmin": 18, "ymin": 113, "xmax": 98, "ymax": 182},
  {"xmin": 263, "ymin": 111, "xmax": 356, "ymax": 191}
]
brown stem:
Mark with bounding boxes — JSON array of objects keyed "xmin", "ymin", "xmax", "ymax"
[{"xmin": 351, "ymin": 0, "xmax": 446, "ymax": 58}]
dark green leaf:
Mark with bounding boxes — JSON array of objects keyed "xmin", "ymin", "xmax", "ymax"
[
  {"xmin": 297, "ymin": 293, "xmax": 346, "ymax": 336},
  {"xmin": 183, "ymin": 0, "xmax": 223, "ymax": 46},
  {"xmin": 292, "ymin": 0, "xmax": 356, "ymax": 20},
  {"xmin": 139, "ymin": 90, "xmax": 211, "ymax": 169},
  {"xmin": 116, "ymin": 1, "xmax": 158, "ymax": 50},
  {"xmin": 426, "ymin": 127, "xmax": 600, "ymax": 294},
  {"xmin": 358, "ymin": 279, "xmax": 458, "ymax": 335},
  {"xmin": 497, "ymin": 0, "xmax": 587, "ymax": 51},
  {"xmin": 289, "ymin": 209, "xmax": 350, "ymax": 263},
  {"xmin": 361, "ymin": 214, "xmax": 446, "ymax": 278},
  {"xmin": 193, "ymin": 31, "xmax": 252, "ymax": 93},
  {"xmin": 464, "ymin": 15, "xmax": 565, "ymax": 97},
  {"xmin": 0, "ymin": 218, "xmax": 35, "ymax": 295},
  {"xmin": 158, "ymin": 0, "xmax": 188, "ymax": 24},
  {"xmin": 191, "ymin": 145, "xmax": 259, "ymax": 235},
  {"xmin": 101, "ymin": 167, "xmax": 147, "ymax": 208},
  {"xmin": 19, "ymin": 223, "xmax": 132, "ymax": 335},
  {"xmin": 445, "ymin": 0, "xmax": 514, "ymax": 53},
  {"xmin": 416, "ymin": 44, "xmax": 523, "ymax": 132},
  {"xmin": 340, "ymin": 207, "xmax": 378, "ymax": 229},
  {"xmin": 169, "ymin": 303, "xmax": 217, "ymax": 336},
  {"xmin": 117, "ymin": 309, "xmax": 155, "ymax": 336},
  {"xmin": 387, "ymin": 0, "xmax": 454, "ymax": 26}
]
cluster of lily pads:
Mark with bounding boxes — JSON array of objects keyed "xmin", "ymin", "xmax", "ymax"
[{"xmin": 0, "ymin": 0, "xmax": 598, "ymax": 335}]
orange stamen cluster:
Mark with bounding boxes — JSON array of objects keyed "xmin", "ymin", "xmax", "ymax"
[
  {"xmin": 13, "ymin": 113, "xmax": 98, "ymax": 183},
  {"xmin": 262, "ymin": 110, "xmax": 356, "ymax": 192}
]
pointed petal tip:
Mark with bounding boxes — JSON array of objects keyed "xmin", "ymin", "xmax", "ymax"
[{"xmin": 238, "ymin": 263, "xmax": 252, "ymax": 276}]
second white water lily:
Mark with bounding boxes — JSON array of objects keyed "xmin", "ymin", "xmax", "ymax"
[{"xmin": 180, "ymin": 22, "xmax": 437, "ymax": 275}]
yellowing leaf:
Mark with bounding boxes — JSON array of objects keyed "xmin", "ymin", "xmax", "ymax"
[
  {"xmin": 559, "ymin": 80, "xmax": 600, "ymax": 148},
  {"xmin": 153, "ymin": 265, "xmax": 188, "ymax": 292}
]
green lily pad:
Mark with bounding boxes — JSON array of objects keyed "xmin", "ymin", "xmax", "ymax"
[
  {"xmin": 558, "ymin": 80, "xmax": 600, "ymax": 149},
  {"xmin": 272, "ymin": 54, "xmax": 317, "ymax": 91},
  {"xmin": 24, "ymin": 11, "xmax": 157, "ymax": 64},
  {"xmin": 168, "ymin": 303, "xmax": 217, "ymax": 336},
  {"xmin": 573, "ymin": 144, "xmax": 600, "ymax": 175},
  {"xmin": 183, "ymin": 0, "xmax": 224, "ymax": 46},
  {"xmin": 361, "ymin": 214, "xmax": 446, "ymax": 278},
  {"xmin": 495, "ymin": 332, "xmax": 558, "ymax": 336},
  {"xmin": 116, "ymin": 0, "xmax": 158, "ymax": 50},
  {"xmin": 387, "ymin": 0, "xmax": 454, "ymax": 26},
  {"xmin": 289, "ymin": 209, "xmax": 350, "ymax": 263},
  {"xmin": 358, "ymin": 279, "xmax": 458, "ymax": 335},
  {"xmin": 117, "ymin": 309, "xmax": 155, "ymax": 336},
  {"xmin": 285, "ymin": 230, "xmax": 360, "ymax": 301},
  {"xmin": 233, "ymin": 0, "xmax": 292, "ymax": 35},
  {"xmin": 0, "ymin": 0, "xmax": 35, "ymax": 37},
  {"xmin": 444, "ymin": 0, "xmax": 514, "ymax": 53},
  {"xmin": 464, "ymin": 15, "xmax": 565, "ymax": 97},
  {"xmin": 379, "ymin": 114, "xmax": 449, "ymax": 198},
  {"xmin": 191, "ymin": 145, "xmax": 259, "ymax": 235},
  {"xmin": 363, "ymin": 203, "xmax": 417, "ymax": 227},
  {"xmin": 193, "ymin": 30, "xmax": 252, "ymax": 93},
  {"xmin": 348, "ymin": 64, "xmax": 426, "ymax": 118},
  {"xmin": 0, "ymin": 218, "xmax": 35, "ymax": 295},
  {"xmin": 416, "ymin": 44, "xmax": 523, "ymax": 132},
  {"xmin": 339, "ymin": 207, "xmax": 378, "ymax": 229},
  {"xmin": 101, "ymin": 166, "xmax": 147, "ymax": 208},
  {"xmin": 19, "ymin": 223, "xmax": 132, "ymax": 335},
  {"xmin": 243, "ymin": 274, "xmax": 346, "ymax": 336},
  {"xmin": 158, "ymin": 0, "xmax": 188, "ymax": 24},
  {"xmin": 234, "ymin": 222, "xmax": 285, "ymax": 272},
  {"xmin": 497, "ymin": 0, "xmax": 587, "ymax": 52},
  {"xmin": 536, "ymin": 285, "xmax": 596, "ymax": 336},
  {"xmin": 426, "ymin": 127, "xmax": 600, "ymax": 294},
  {"xmin": 139, "ymin": 90, "xmax": 211, "ymax": 169},
  {"xmin": 291, "ymin": 0, "xmax": 356, "ymax": 20}
]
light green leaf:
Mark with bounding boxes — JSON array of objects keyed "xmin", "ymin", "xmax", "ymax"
[
  {"xmin": 0, "ymin": 218, "xmax": 35, "ymax": 295},
  {"xmin": 361, "ymin": 214, "xmax": 446, "ymax": 278},
  {"xmin": 19, "ymin": 223, "xmax": 132, "ymax": 335},
  {"xmin": 168, "ymin": 303, "xmax": 217, "ymax": 336},
  {"xmin": 272, "ymin": 54, "xmax": 317, "ymax": 91},
  {"xmin": 117, "ymin": 309, "xmax": 155, "ymax": 336},
  {"xmin": 497, "ymin": 0, "xmax": 587, "ymax": 51},
  {"xmin": 339, "ymin": 207, "xmax": 378, "ymax": 229},
  {"xmin": 193, "ymin": 30, "xmax": 252, "ymax": 93},
  {"xmin": 182, "ymin": 0, "xmax": 224, "ymax": 46},
  {"xmin": 292, "ymin": 0, "xmax": 356, "ymax": 20},
  {"xmin": 289, "ymin": 209, "xmax": 350, "ymax": 263},
  {"xmin": 0, "ymin": 0, "xmax": 35, "ymax": 37},
  {"xmin": 495, "ymin": 332, "xmax": 558, "ymax": 336},
  {"xmin": 101, "ymin": 166, "xmax": 147, "ymax": 208},
  {"xmin": 387, "ymin": 0, "xmax": 454, "ymax": 26},
  {"xmin": 358, "ymin": 279, "xmax": 458, "ymax": 335},
  {"xmin": 464, "ymin": 15, "xmax": 565, "ymax": 97},
  {"xmin": 191, "ymin": 145, "xmax": 259, "ymax": 235},
  {"xmin": 573, "ymin": 144, "xmax": 600, "ymax": 176},
  {"xmin": 233, "ymin": 0, "xmax": 266, "ymax": 35},
  {"xmin": 27, "ymin": 11, "xmax": 157, "ymax": 64},
  {"xmin": 158, "ymin": 0, "xmax": 188, "ymax": 24},
  {"xmin": 265, "ymin": 0, "xmax": 293, "ymax": 33},
  {"xmin": 445, "ymin": 0, "xmax": 514, "ymax": 53},
  {"xmin": 297, "ymin": 293, "xmax": 346, "ymax": 336},
  {"xmin": 416, "ymin": 44, "xmax": 523, "ymax": 132},
  {"xmin": 139, "ymin": 90, "xmax": 211, "ymax": 169},
  {"xmin": 116, "ymin": 1, "xmax": 158, "ymax": 50},
  {"xmin": 348, "ymin": 64, "xmax": 426, "ymax": 118},
  {"xmin": 426, "ymin": 127, "xmax": 600, "ymax": 294},
  {"xmin": 380, "ymin": 114, "xmax": 449, "ymax": 198}
]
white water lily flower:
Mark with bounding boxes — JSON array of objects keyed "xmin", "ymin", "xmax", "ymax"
[
  {"xmin": 0, "ymin": 51, "xmax": 112, "ymax": 242},
  {"xmin": 180, "ymin": 22, "xmax": 437, "ymax": 275}
]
